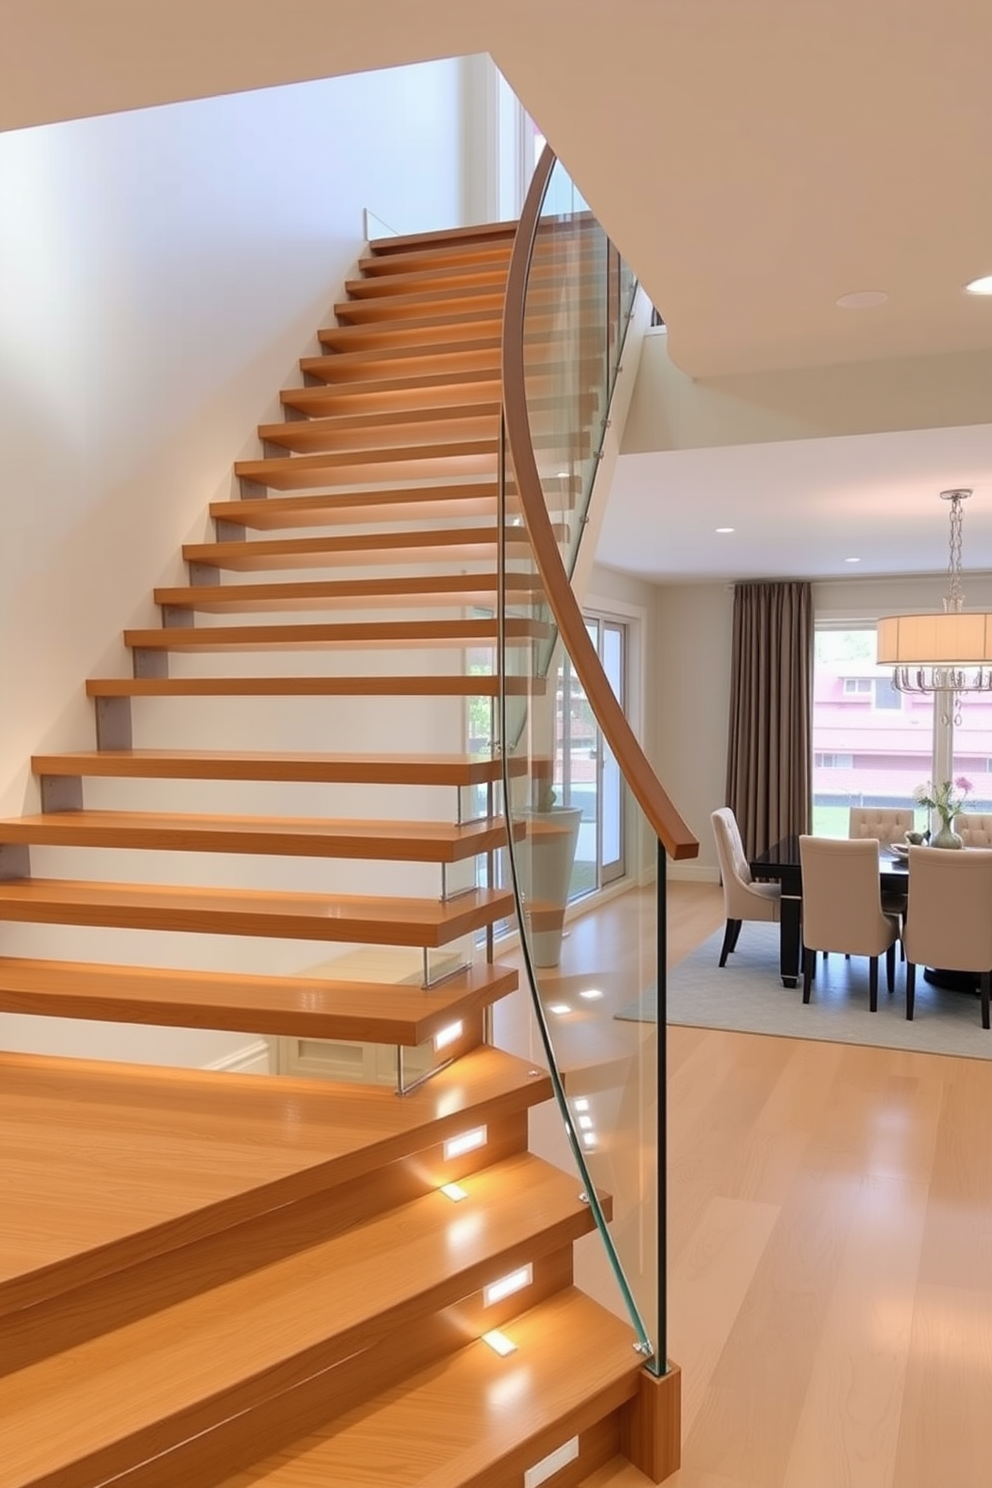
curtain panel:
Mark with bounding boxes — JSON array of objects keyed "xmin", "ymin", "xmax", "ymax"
[{"xmin": 726, "ymin": 581, "xmax": 812, "ymax": 859}]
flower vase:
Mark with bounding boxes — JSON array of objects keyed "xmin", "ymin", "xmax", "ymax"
[{"xmin": 931, "ymin": 820, "xmax": 963, "ymax": 849}]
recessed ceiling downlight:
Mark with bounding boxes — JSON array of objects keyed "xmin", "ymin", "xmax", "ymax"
[
  {"xmin": 964, "ymin": 274, "xmax": 992, "ymax": 296},
  {"xmin": 836, "ymin": 290, "xmax": 888, "ymax": 309},
  {"xmin": 715, "ymin": 527, "xmax": 735, "ymax": 534}
]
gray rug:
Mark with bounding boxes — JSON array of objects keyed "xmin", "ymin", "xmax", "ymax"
[{"xmin": 616, "ymin": 921, "xmax": 991, "ymax": 1060}]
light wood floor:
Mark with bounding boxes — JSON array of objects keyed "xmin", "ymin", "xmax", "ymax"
[{"xmin": 523, "ymin": 881, "xmax": 992, "ymax": 1488}]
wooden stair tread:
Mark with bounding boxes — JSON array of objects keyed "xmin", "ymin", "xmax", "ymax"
[
  {"xmin": 2, "ymin": 1154, "xmax": 590, "ymax": 1488},
  {"xmin": 297, "ymin": 338, "xmax": 501, "ymax": 384},
  {"xmin": 210, "ymin": 481, "xmax": 500, "ymax": 529},
  {"xmin": 0, "ymin": 878, "xmax": 515, "ymax": 945},
  {"xmin": 123, "ymin": 617, "xmax": 547, "ymax": 651},
  {"xmin": 280, "ymin": 368, "xmax": 501, "ymax": 412},
  {"xmin": 237, "ymin": 435, "xmax": 498, "ymax": 476},
  {"xmin": 345, "ymin": 265, "xmax": 510, "ymax": 298},
  {"xmin": 0, "ymin": 1044, "xmax": 549, "ymax": 1315},
  {"xmin": 83, "ymin": 675, "xmax": 534, "ymax": 699},
  {"xmin": 181, "ymin": 526, "xmax": 518, "ymax": 569},
  {"xmin": 153, "ymin": 572, "xmax": 540, "ymax": 613},
  {"xmin": 366, "ymin": 221, "xmax": 518, "ymax": 254},
  {"xmin": 267, "ymin": 400, "xmax": 501, "ymax": 437},
  {"xmin": 2, "ymin": 810, "xmax": 511, "ymax": 862},
  {"xmin": 256, "ymin": 409, "xmax": 499, "ymax": 453},
  {"xmin": 333, "ymin": 279, "xmax": 598, "ymax": 324},
  {"xmin": 344, "ymin": 259, "xmax": 597, "ymax": 300},
  {"xmin": 0, "ymin": 956, "xmax": 518, "ymax": 1042},
  {"xmin": 31, "ymin": 749, "xmax": 511, "ymax": 786},
  {"xmin": 215, "ymin": 1289, "xmax": 640, "ymax": 1488},
  {"xmin": 233, "ymin": 445, "xmax": 498, "ymax": 492},
  {"xmin": 333, "ymin": 287, "xmax": 506, "ymax": 322},
  {"xmin": 316, "ymin": 314, "xmax": 502, "ymax": 352}
]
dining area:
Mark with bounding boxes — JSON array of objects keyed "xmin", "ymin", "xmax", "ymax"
[{"xmin": 712, "ymin": 803, "xmax": 992, "ymax": 1032}]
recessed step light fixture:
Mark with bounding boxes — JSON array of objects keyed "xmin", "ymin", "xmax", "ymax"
[
  {"xmin": 483, "ymin": 1263, "xmax": 533, "ymax": 1306},
  {"xmin": 524, "ymin": 1438, "xmax": 580, "ymax": 1488},
  {"xmin": 481, "ymin": 1328, "xmax": 518, "ymax": 1357},
  {"xmin": 963, "ymin": 274, "xmax": 992, "ymax": 295},
  {"xmin": 443, "ymin": 1125, "xmax": 488, "ymax": 1161},
  {"xmin": 433, "ymin": 1019, "xmax": 463, "ymax": 1051}
]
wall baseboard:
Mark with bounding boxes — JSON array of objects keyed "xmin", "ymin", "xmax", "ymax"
[{"xmin": 204, "ymin": 1039, "xmax": 272, "ymax": 1075}]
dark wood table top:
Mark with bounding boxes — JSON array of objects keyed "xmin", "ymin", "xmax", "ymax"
[{"xmin": 750, "ymin": 833, "xmax": 909, "ymax": 886}]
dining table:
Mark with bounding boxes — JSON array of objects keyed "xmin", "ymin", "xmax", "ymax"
[{"xmin": 748, "ymin": 833, "xmax": 909, "ymax": 988}]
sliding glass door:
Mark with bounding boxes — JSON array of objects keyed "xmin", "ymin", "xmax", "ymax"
[{"xmin": 556, "ymin": 617, "xmax": 627, "ymax": 895}]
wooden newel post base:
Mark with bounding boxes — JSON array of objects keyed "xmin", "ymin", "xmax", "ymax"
[{"xmin": 619, "ymin": 1360, "xmax": 681, "ymax": 1483}]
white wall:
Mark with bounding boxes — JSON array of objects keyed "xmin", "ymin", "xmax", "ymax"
[
  {"xmin": 0, "ymin": 61, "xmax": 478, "ymax": 1067},
  {"xmin": 652, "ymin": 571, "xmax": 992, "ymax": 879}
]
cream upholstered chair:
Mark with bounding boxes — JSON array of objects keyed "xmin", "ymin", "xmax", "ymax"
[
  {"xmin": 847, "ymin": 806, "xmax": 915, "ymax": 845},
  {"xmin": 710, "ymin": 807, "xmax": 781, "ymax": 967},
  {"xmin": 953, "ymin": 812, "xmax": 992, "ymax": 847},
  {"xmin": 903, "ymin": 846, "xmax": 992, "ymax": 1029},
  {"xmin": 798, "ymin": 836, "xmax": 900, "ymax": 1010},
  {"xmin": 847, "ymin": 804, "xmax": 912, "ymax": 928}
]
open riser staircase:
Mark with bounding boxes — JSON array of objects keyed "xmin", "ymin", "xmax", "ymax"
[{"xmin": 0, "ymin": 222, "xmax": 666, "ymax": 1487}]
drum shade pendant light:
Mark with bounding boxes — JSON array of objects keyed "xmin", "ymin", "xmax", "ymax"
[{"xmin": 876, "ymin": 489, "xmax": 992, "ymax": 695}]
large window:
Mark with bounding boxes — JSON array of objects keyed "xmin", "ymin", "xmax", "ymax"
[
  {"xmin": 951, "ymin": 692, "xmax": 992, "ymax": 813},
  {"xmin": 812, "ymin": 627, "xmax": 935, "ymax": 835}
]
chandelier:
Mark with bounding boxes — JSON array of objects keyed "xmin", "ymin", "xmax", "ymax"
[{"xmin": 876, "ymin": 489, "xmax": 992, "ymax": 695}]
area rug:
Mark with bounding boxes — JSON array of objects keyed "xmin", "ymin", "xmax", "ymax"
[{"xmin": 615, "ymin": 921, "xmax": 992, "ymax": 1060}]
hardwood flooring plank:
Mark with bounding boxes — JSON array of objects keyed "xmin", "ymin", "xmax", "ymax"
[
  {"xmin": 781, "ymin": 1172, "xmax": 929, "ymax": 1488},
  {"xmin": 891, "ymin": 1282, "xmax": 992, "ymax": 1488}
]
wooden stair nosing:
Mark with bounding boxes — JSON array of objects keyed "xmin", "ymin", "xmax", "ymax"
[
  {"xmin": 345, "ymin": 266, "xmax": 510, "ymax": 300},
  {"xmin": 0, "ymin": 1044, "xmax": 551, "ymax": 1318},
  {"xmin": 316, "ymin": 314, "xmax": 502, "ymax": 352},
  {"xmin": 254, "ymin": 411, "xmax": 500, "ymax": 454},
  {"xmin": 209, "ymin": 1288, "xmax": 641, "ymax": 1488},
  {"xmin": 333, "ymin": 288, "xmax": 506, "ymax": 323},
  {"xmin": 2, "ymin": 809, "xmax": 512, "ymax": 864},
  {"xmin": 280, "ymin": 367, "xmax": 501, "ymax": 411},
  {"xmin": 209, "ymin": 482, "xmax": 500, "ymax": 530},
  {"xmin": 2, "ymin": 1157, "xmax": 593, "ymax": 1488},
  {"xmin": 122, "ymin": 617, "xmax": 547, "ymax": 651},
  {"xmin": 0, "ymin": 877, "xmax": 516, "ymax": 946},
  {"xmin": 344, "ymin": 259, "xmax": 604, "ymax": 301},
  {"xmin": 314, "ymin": 312, "xmax": 595, "ymax": 355},
  {"xmin": 332, "ymin": 279, "xmax": 605, "ymax": 325},
  {"xmin": 31, "ymin": 749, "xmax": 511, "ymax": 787},
  {"xmin": 0, "ymin": 956, "xmax": 518, "ymax": 1043},
  {"xmin": 83, "ymin": 675, "xmax": 537, "ymax": 700},
  {"xmin": 151, "ymin": 572, "xmax": 540, "ymax": 613},
  {"xmin": 235, "ymin": 435, "xmax": 499, "ymax": 476},
  {"xmin": 297, "ymin": 338, "xmax": 501, "ymax": 383},
  {"xmin": 367, "ymin": 220, "xmax": 518, "ymax": 254},
  {"xmin": 265, "ymin": 401, "xmax": 501, "ymax": 439},
  {"xmin": 180, "ymin": 526, "xmax": 512, "ymax": 567}
]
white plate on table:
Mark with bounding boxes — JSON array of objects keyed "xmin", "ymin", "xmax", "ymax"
[{"xmin": 889, "ymin": 842, "xmax": 910, "ymax": 859}]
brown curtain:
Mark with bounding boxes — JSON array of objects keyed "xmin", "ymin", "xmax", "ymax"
[{"xmin": 726, "ymin": 581, "xmax": 812, "ymax": 859}]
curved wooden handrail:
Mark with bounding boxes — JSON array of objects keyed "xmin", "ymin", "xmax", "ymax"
[{"xmin": 501, "ymin": 147, "xmax": 699, "ymax": 862}]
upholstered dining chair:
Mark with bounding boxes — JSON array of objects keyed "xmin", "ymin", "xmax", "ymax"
[
  {"xmin": 710, "ymin": 807, "xmax": 781, "ymax": 967},
  {"xmin": 903, "ymin": 846, "xmax": 992, "ymax": 1029},
  {"xmin": 798, "ymin": 836, "xmax": 900, "ymax": 1010},
  {"xmin": 952, "ymin": 811, "xmax": 992, "ymax": 847},
  {"xmin": 847, "ymin": 805, "xmax": 915, "ymax": 845},
  {"xmin": 848, "ymin": 804, "xmax": 911, "ymax": 932}
]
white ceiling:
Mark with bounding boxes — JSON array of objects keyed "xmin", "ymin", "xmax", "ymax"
[
  {"xmin": 601, "ymin": 421, "xmax": 992, "ymax": 584},
  {"xmin": 4, "ymin": 1, "xmax": 992, "ymax": 587}
]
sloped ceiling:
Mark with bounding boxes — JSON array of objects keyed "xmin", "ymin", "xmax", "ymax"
[{"xmin": 4, "ymin": 0, "xmax": 991, "ymax": 579}]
